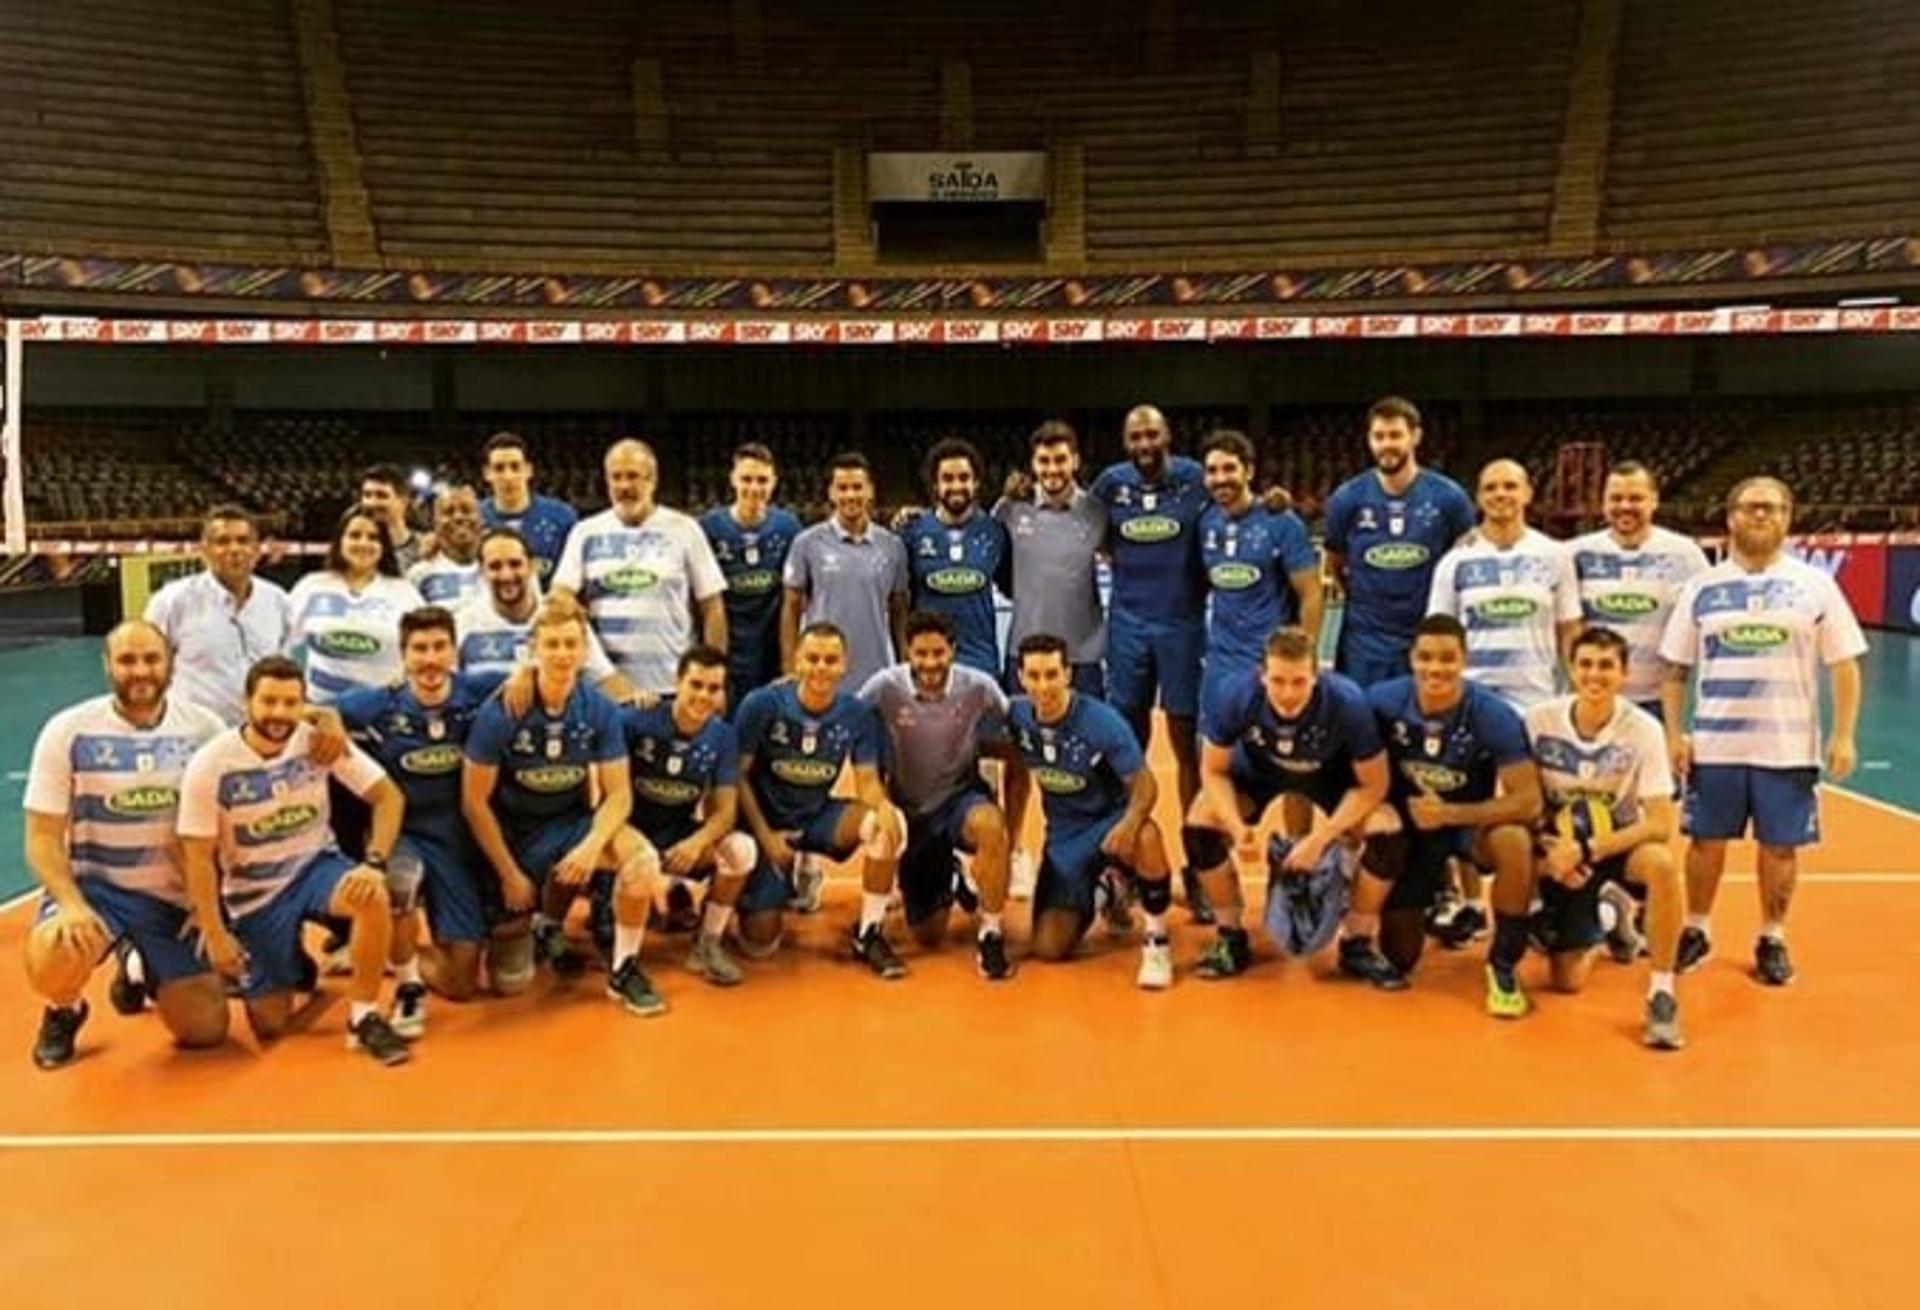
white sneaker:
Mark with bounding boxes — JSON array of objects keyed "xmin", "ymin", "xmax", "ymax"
[
  {"xmin": 792, "ymin": 852, "xmax": 825, "ymax": 914},
  {"xmin": 1009, "ymin": 848, "xmax": 1037, "ymax": 901},
  {"xmin": 390, "ymin": 982, "xmax": 428, "ymax": 1041},
  {"xmin": 1136, "ymin": 938, "xmax": 1174, "ymax": 990}
]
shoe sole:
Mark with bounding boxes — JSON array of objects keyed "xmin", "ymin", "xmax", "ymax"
[
  {"xmin": 688, "ymin": 962, "xmax": 744, "ymax": 987},
  {"xmin": 1341, "ymin": 966, "xmax": 1410, "ymax": 992},
  {"xmin": 391, "ymin": 1019, "xmax": 426, "ymax": 1042},
  {"xmin": 976, "ymin": 965, "xmax": 1016, "ymax": 981},
  {"xmin": 1645, "ymin": 1030, "xmax": 1686, "ymax": 1051},
  {"xmin": 1137, "ymin": 975, "xmax": 1173, "ymax": 990},
  {"xmin": 609, "ymin": 992, "xmax": 670, "ymax": 1016},
  {"xmin": 1753, "ymin": 969, "xmax": 1795, "ymax": 987},
  {"xmin": 346, "ymin": 1037, "xmax": 412, "ymax": 1065}
]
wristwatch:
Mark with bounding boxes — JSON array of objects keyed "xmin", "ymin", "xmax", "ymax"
[{"xmin": 364, "ymin": 851, "xmax": 389, "ymax": 870}]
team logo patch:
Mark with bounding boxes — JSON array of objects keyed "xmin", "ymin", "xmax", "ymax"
[
  {"xmin": 1591, "ymin": 592, "xmax": 1659, "ymax": 619},
  {"xmin": 772, "ymin": 757, "xmax": 839, "ymax": 786},
  {"xmin": 400, "ymin": 745, "xmax": 463, "ymax": 775},
  {"xmin": 1720, "ymin": 622, "xmax": 1789, "ymax": 651},
  {"xmin": 731, "ymin": 568, "xmax": 779, "ymax": 595},
  {"xmin": 1362, "ymin": 542, "xmax": 1430, "ymax": 570},
  {"xmin": 1471, "ymin": 596, "xmax": 1540, "ymax": 624},
  {"xmin": 602, "ymin": 564, "xmax": 661, "ymax": 594},
  {"xmin": 311, "ymin": 630, "xmax": 381, "ymax": 658},
  {"xmin": 105, "ymin": 785, "xmax": 178, "ymax": 816},
  {"xmin": 1119, "ymin": 515, "xmax": 1181, "ymax": 544},
  {"xmin": 638, "ymin": 776, "xmax": 702, "ymax": 805},
  {"xmin": 514, "ymin": 764, "xmax": 587, "ymax": 793},
  {"xmin": 925, "ymin": 566, "xmax": 988, "ymax": 595},
  {"xmin": 1033, "ymin": 766, "xmax": 1087, "ymax": 795},
  {"xmin": 246, "ymin": 803, "xmax": 320, "ymax": 841},
  {"xmin": 1399, "ymin": 762, "xmax": 1468, "ymax": 793},
  {"xmin": 1208, "ymin": 562, "xmax": 1261, "ymax": 590}
]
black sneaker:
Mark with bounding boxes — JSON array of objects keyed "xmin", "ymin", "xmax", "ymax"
[
  {"xmin": 347, "ymin": 1011, "xmax": 411, "ymax": 1066},
  {"xmin": 1425, "ymin": 885, "xmax": 1463, "ymax": 938},
  {"xmin": 1676, "ymin": 925, "xmax": 1712, "ymax": 974},
  {"xmin": 975, "ymin": 931, "xmax": 1014, "ymax": 981},
  {"xmin": 1754, "ymin": 936, "xmax": 1795, "ymax": 987},
  {"xmin": 390, "ymin": 982, "xmax": 428, "ymax": 1041},
  {"xmin": 853, "ymin": 924, "xmax": 908, "ymax": 980},
  {"xmin": 1337, "ymin": 937, "xmax": 1409, "ymax": 991},
  {"xmin": 1435, "ymin": 903, "xmax": 1488, "ymax": 950},
  {"xmin": 32, "ymin": 1002, "xmax": 89, "ymax": 1070},
  {"xmin": 952, "ymin": 860, "xmax": 981, "ymax": 916},
  {"xmin": 607, "ymin": 958, "xmax": 669, "ymax": 1016},
  {"xmin": 1643, "ymin": 990, "xmax": 1685, "ymax": 1051},
  {"xmin": 534, "ymin": 921, "xmax": 588, "ymax": 978},
  {"xmin": 108, "ymin": 942, "xmax": 149, "ymax": 1016},
  {"xmin": 1195, "ymin": 927, "xmax": 1253, "ymax": 980},
  {"xmin": 1181, "ymin": 866, "xmax": 1216, "ymax": 926}
]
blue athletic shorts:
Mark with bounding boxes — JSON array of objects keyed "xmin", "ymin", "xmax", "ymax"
[
  {"xmin": 38, "ymin": 880, "xmax": 208, "ymax": 985},
  {"xmin": 1106, "ymin": 613, "xmax": 1204, "ymax": 719},
  {"xmin": 232, "ymin": 852, "xmax": 356, "ymax": 997},
  {"xmin": 508, "ymin": 813, "xmax": 597, "ymax": 886},
  {"xmin": 1034, "ymin": 811, "xmax": 1129, "ymax": 922},
  {"xmin": 1684, "ymin": 764, "xmax": 1821, "ymax": 847},
  {"xmin": 900, "ymin": 785, "xmax": 994, "ymax": 926},
  {"xmin": 397, "ymin": 833, "xmax": 493, "ymax": 946},
  {"xmin": 1229, "ymin": 752, "xmax": 1354, "ymax": 819},
  {"xmin": 1534, "ymin": 856, "xmax": 1630, "ymax": 953},
  {"xmin": 741, "ymin": 799, "xmax": 860, "ymax": 915},
  {"xmin": 1383, "ymin": 821, "xmax": 1475, "ymax": 913}
]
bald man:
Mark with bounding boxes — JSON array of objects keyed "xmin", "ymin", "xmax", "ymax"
[
  {"xmin": 22, "ymin": 622, "xmax": 229, "ymax": 1068},
  {"xmin": 553, "ymin": 439, "xmax": 728, "ymax": 695}
]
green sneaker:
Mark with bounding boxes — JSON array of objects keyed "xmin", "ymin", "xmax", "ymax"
[
  {"xmin": 1485, "ymin": 963, "xmax": 1530, "ymax": 1020},
  {"xmin": 1194, "ymin": 928, "xmax": 1252, "ymax": 980},
  {"xmin": 607, "ymin": 959, "xmax": 669, "ymax": 1016},
  {"xmin": 685, "ymin": 935, "xmax": 744, "ymax": 987}
]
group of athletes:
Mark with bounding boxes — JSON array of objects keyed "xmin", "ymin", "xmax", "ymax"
[{"xmin": 22, "ymin": 397, "xmax": 1865, "ymax": 1067}]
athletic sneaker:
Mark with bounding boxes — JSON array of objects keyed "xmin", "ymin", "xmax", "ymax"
[
  {"xmin": 976, "ymin": 931, "xmax": 1014, "ymax": 981},
  {"xmin": 1098, "ymin": 867, "xmax": 1135, "ymax": 939},
  {"xmin": 32, "ymin": 1002, "xmax": 89, "ymax": 1071},
  {"xmin": 685, "ymin": 935, "xmax": 744, "ymax": 987},
  {"xmin": 1600, "ymin": 882, "xmax": 1647, "ymax": 964},
  {"xmin": 1425, "ymin": 885, "xmax": 1462, "ymax": 938},
  {"xmin": 1485, "ymin": 963, "xmax": 1530, "ymax": 1019},
  {"xmin": 1136, "ymin": 936, "xmax": 1174, "ymax": 990},
  {"xmin": 852, "ymin": 924, "xmax": 908, "ymax": 980},
  {"xmin": 1009, "ymin": 848, "xmax": 1037, "ymax": 901},
  {"xmin": 1754, "ymin": 936, "xmax": 1795, "ymax": 987},
  {"xmin": 108, "ymin": 942, "xmax": 148, "ymax": 1016},
  {"xmin": 1337, "ymin": 936, "xmax": 1409, "ymax": 991},
  {"xmin": 390, "ymin": 982, "xmax": 428, "ymax": 1041},
  {"xmin": 952, "ymin": 860, "xmax": 981, "ymax": 916},
  {"xmin": 791, "ymin": 852, "xmax": 826, "ymax": 914},
  {"xmin": 1436, "ymin": 903, "xmax": 1489, "ymax": 950},
  {"xmin": 1195, "ymin": 927, "xmax": 1253, "ymax": 980},
  {"xmin": 347, "ymin": 1011, "xmax": 411, "ymax": 1066},
  {"xmin": 534, "ymin": 920, "xmax": 588, "ymax": 978},
  {"xmin": 1181, "ymin": 866, "xmax": 1216, "ymax": 926},
  {"xmin": 607, "ymin": 958, "xmax": 669, "ymax": 1016},
  {"xmin": 1643, "ymin": 991, "xmax": 1685, "ymax": 1051},
  {"xmin": 321, "ymin": 927, "xmax": 353, "ymax": 977},
  {"xmin": 1676, "ymin": 925, "xmax": 1712, "ymax": 974}
]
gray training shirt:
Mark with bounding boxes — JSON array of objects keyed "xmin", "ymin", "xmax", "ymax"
[
  {"xmin": 785, "ymin": 518, "xmax": 910, "ymax": 693},
  {"xmin": 994, "ymin": 488, "xmax": 1107, "ymax": 665},
  {"xmin": 859, "ymin": 662, "xmax": 1010, "ymax": 815}
]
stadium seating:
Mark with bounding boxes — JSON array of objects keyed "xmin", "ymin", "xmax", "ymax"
[{"xmin": 22, "ymin": 413, "xmax": 234, "ymax": 532}]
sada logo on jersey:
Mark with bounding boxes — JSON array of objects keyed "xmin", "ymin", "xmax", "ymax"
[
  {"xmin": 603, "ymin": 564, "xmax": 660, "ymax": 594},
  {"xmin": 1471, "ymin": 597, "xmax": 1539, "ymax": 624},
  {"xmin": 514, "ymin": 764, "xmax": 587, "ymax": 793},
  {"xmin": 246, "ymin": 803, "xmax": 320, "ymax": 841},
  {"xmin": 1033, "ymin": 766, "xmax": 1088, "ymax": 795},
  {"xmin": 400, "ymin": 745, "xmax": 463, "ymax": 775},
  {"xmin": 1719, "ymin": 622, "xmax": 1789, "ymax": 651},
  {"xmin": 105, "ymin": 785, "xmax": 178, "ymax": 816},
  {"xmin": 1119, "ymin": 516, "xmax": 1181, "ymax": 544},
  {"xmin": 1399, "ymin": 762, "xmax": 1467, "ymax": 793},
  {"xmin": 1363, "ymin": 542, "xmax": 1429, "ymax": 570},
  {"xmin": 312, "ymin": 630, "xmax": 381, "ymax": 658},
  {"xmin": 730, "ymin": 568, "xmax": 779, "ymax": 595},
  {"xmin": 772, "ymin": 758, "xmax": 840, "ymax": 786},
  {"xmin": 1590, "ymin": 592, "xmax": 1659, "ymax": 619},
  {"xmin": 925, "ymin": 566, "xmax": 988, "ymax": 594},
  {"xmin": 638, "ymin": 776, "xmax": 702, "ymax": 806},
  {"xmin": 1208, "ymin": 562, "xmax": 1261, "ymax": 590}
]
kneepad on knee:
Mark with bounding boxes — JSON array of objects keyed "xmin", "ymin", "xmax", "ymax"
[
  {"xmin": 1181, "ymin": 824, "xmax": 1231, "ymax": 872},
  {"xmin": 1136, "ymin": 875, "xmax": 1173, "ymax": 915},
  {"xmin": 858, "ymin": 807, "xmax": 905, "ymax": 861},
  {"xmin": 1362, "ymin": 830, "xmax": 1409, "ymax": 882},
  {"xmin": 714, "ymin": 831, "xmax": 758, "ymax": 879},
  {"xmin": 385, "ymin": 847, "xmax": 426, "ymax": 916}
]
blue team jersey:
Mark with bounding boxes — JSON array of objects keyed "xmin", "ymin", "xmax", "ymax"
[
  {"xmin": 700, "ymin": 506, "xmax": 802, "ymax": 686},
  {"xmin": 901, "ymin": 509, "xmax": 1009, "ymax": 675},
  {"xmin": 1367, "ymin": 676, "xmax": 1531, "ymax": 807},
  {"xmin": 1201, "ymin": 668, "xmax": 1382, "ymax": 781},
  {"xmin": 1090, "ymin": 455, "xmax": 1209, "ymax": 623},
  {"xmin": 735, "ymin": 682, "xmax": 881, "ymax": 830},
  {"xmin": 337, "ymin": 675, "xmax": 499, "ymax": 856},
  {"xmin": 622, "ymin": 697, "xmax": 739, "ymax": 835},
  {"xmin": 481, "ymin": 494, "xmax": 578, "ymax": 582},
  {"xmin": 1199, "ymin": 501, "xmax": 1317, "ymax": 668},
  {"xmin": 464, "ymin": 679, "xmax": 625, "ymax": 832},
  {"xmin": 1008, "ymin": 693, "xmax": 1145, "ymax": 831},
  {"xmin": 1324, "ymin": 469, "xmax": 1475, "ymax": 665}
]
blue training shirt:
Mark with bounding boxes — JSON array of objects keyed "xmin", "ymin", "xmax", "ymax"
[
  {"xmin": 1200, "ymin": 500, "xmax": 1317, "ymax": 672},
  {"xmin": 1323, "ymin": 469, "xmax": 1475, "ymax": 673},
  {"xmin": 1090, "ymin": 455, "xmax": 1209, "ymax": 624},
  {"xmin": 735, "ymin": 682, "xmax": 881, "ymax": 831},
  {"xmin": 622, "ymin": 697, "xmax": 739, "ymax": 838},
  {"xmin": 1367, "ymin": 676, "xmax": 1531, "ymax": 807},
  {"xmin": 464, "ymin": 679, "xmax": 626, "ymax": 834},
  {"xmin": 900, "ymin": 508, "xmax": 1009, "ymax": 676},
  {"xmin": 481, "ymin": 493, "xmax": 579, "ymax": 583},
  {"xmin": 1008, "ymin": 693, "xmax": 1145, "ymax": 832},
  {"xmin": 700, "ymin": 505, "xmax": 802, "ymax": 692},
  {"xmin": 1201, "ymin": 668, "xmax": 1381, "ymax": 785},
  {"xmin": 338, "ymin": 673, "xmax": 501, "ymax": 861}
]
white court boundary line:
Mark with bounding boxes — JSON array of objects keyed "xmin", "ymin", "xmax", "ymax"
[
  {"xmin": 1825, "ymin": 782, "xmax": 1920, "ymax": 823},
  {"xmin": 5, "ymin": 1125, "xmax": 1920, "ymax": 1151}
]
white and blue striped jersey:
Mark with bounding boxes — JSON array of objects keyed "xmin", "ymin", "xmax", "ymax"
[
  {"xmin": 1427, "ymin": 529, "xmax": 1580, "ymax": 709},
  {"xmin": 553, "ymin": 506, "xmax": 727, "ymax": 694},
  {"xmin": 451, "ymin": 593, "xmax": 617, "ymax": 684},
  {"xmin": 23, "ymin": 695, "xmax": 227, "ymax": 907},
  {"xmin": 1524, "ymin": 695, "xmax": 1672, "ymax": 829},
  {"xmin": 405, "ymin": 555, "xmax": 481, "ymax": 608},
  {"xmin": 1569, "ymin": 527, "xmax": 1709, "ymax": 706},
  {"xmin": 176, "ymin": 724, "xmax": 388, "ymax": 918},
  {"xmin": 286, "ymin": 572, "xmax": 425, "ymax": 705},
  {"xmin": 1659, "ymin": 556, "xmax": 1868, "ymax": 769}
]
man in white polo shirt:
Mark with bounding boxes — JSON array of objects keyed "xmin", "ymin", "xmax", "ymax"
[
  {"xmin": 552, "ymin": 439, "xmax": 728, "ymax": 695},
  {"xmin": 144, "ymin": 504, "xmax": 292, "ymax": 725},
  {"xmin": 1660, "ymin": 476, "xmax": 1866, "ymax": 987}
]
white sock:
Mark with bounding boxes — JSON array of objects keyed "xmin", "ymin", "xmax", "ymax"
[
  {"xmin": 1143, "ymin": 911, "xmax": 1169, "ymax": 940},
  {"xmin": 701, "ymin": 900, "xmax": 733, "ymax": 941},
  {"xmin": 859, "ymin": 891, "xmax": 890, "ymax": 934},
  {"xmin": 349, "ymin": 1000, "xmax": 377, "ymax": 1026},
  {"xmin": 1760, "ymin": 921, "xmax": 1787, "ymax": 943},
  {"xmin": 1686, "ymin": 913, "xmax": 1711, "ymax": 933},
  {"xmin": 395, "ymin": 957, "xmax": 422, "ymax": 986},
  {"xmin": 1649, "ymin": 971, "xmax": 1676, "ymax": 999},
  {"xmin": 979, "ymin": 911, "xmax": 1004, "ymax": 939},
  {"xmin": 614, "ymin": 922, "xmax": 644, "ymax": 969},
  {"xmin": 1597, "ymin": 900, "xmax": 1619, "ymax": 934}
]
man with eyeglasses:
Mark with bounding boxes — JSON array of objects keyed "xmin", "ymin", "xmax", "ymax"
[
  {"xmin": 145, "ymin": 504, "xmax": 292, "ymax": 726},
  {"xmin": 1659, "ymin": 477, "xmax": 1866, "ymax": 987}
]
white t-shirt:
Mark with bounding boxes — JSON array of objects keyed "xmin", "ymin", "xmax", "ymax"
[
  {"xmin": 1659, "ymin": 555, "xmax": 1868, "ymax": 768},
  {"xmin": 1428, "ymin": 528, "xmax": 1581, "ymax": 709},
  {"xmin": 405, "ymin": 556, "xmax": 481, "ymax": 609},
  {"xmin": 24, "ymin": 695, "xmax": 227, "ymax": 906},
  {"xmin": 1568, "ymin": 526, "xmax": 1710, "ymax": 705},
  {"xmin": 177, "ymin": 724, "xmax": 387, "ymax": 917},
  {"xmin": 553, "ymin": 506, "xmax": 726, "ymax": 694},
  {"xmin": 286, "ymin": 572, "xmax": 426, "ymax": 705},
  {"xmin": 1525, "ymin": 695, "xmax": 1673, "ymax": 830},
  {"xmin": 452, "ymin": 594, "xmax": 617, "ymax": 684}
]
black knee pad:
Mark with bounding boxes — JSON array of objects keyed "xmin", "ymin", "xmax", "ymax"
[
  {"xmin": 1362, "ymin": 830, "xmax": 1408, "ymax": 882},
  {"xmin": 1136, "ymin": 875, "xmax": 1172, "ymax": 915},
  {"xmin": 1181, "ymin": 824, "xmax": 1231, "ymax": 871}
]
